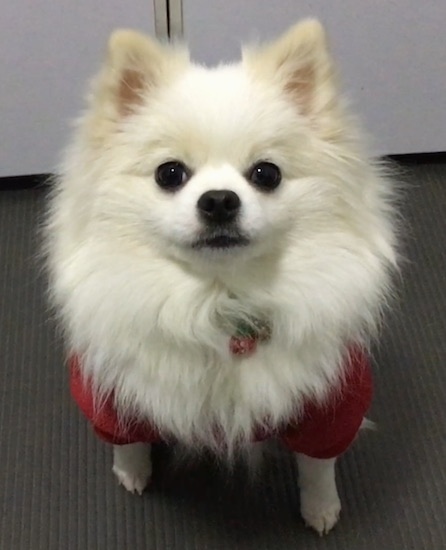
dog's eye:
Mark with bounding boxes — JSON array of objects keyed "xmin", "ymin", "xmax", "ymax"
[
  {"xmin": 155, "ymin": 161, "xmax": 190, "ymax": 191},
  {"xmin": 248, "ymin": 162, "xmax": 281, "ymax": 192}
]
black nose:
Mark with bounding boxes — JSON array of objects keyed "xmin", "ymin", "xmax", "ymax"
[{"xmin": 197, "ymin": 190, "xmax": 241, "ymax": 224}]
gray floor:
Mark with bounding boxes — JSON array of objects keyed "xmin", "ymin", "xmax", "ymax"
[{"xmin": 1, "ymin": 162, "xmax": 446, "ymax": 550}]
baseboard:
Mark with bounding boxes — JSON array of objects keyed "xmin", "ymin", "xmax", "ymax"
[
  {"xmin": 0, "ymin": 174, "xmax": 52, "ymax": 190},
  {"xmin": 0, "ymin": 152, "xmax": 445, "ymax": 190},
  {"xmin": 387, "ymin": 151, "xmax": 446, "ymax": 164}
]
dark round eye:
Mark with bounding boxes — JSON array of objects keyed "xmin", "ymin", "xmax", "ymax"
[
  {"xmin": 155, "ymin": 161, "xmax": 190, "ymax": 191},
  {"xmin": 248, "ymin": 162, "xmax": 281, "ymax": 192}
]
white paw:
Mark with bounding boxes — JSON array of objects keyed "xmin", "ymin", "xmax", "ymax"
[
  {"xmin": 112, "ymin": 463, "xmax": 151, "ymax": 495},
  {"xmin": 300, "ymin": 489, "xmax": 341, "ymax": 536},
  {"xmin": 112, "ymin": 443, "xmax": 152, "ymax": 495}
]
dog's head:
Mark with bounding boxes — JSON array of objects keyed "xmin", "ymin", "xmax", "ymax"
[
  {"xmin": 52, "ymin": 19, "xmax": 398, "ymax": 373},
  {"xmin": 76, "ymin": 21, "xmax": 387, "ymax": 273}
]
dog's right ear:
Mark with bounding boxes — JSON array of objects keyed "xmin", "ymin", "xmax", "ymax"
[
  {"xmin": 106, "ymin": 30, "xmax": 165, "ymax": 116},
  {"xmin": 92, "ymin": 30, "xmax": 187, "ymax": 118}
]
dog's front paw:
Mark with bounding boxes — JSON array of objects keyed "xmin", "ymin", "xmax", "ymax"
[
  {"xmin": 300, "ymin": 489, "xmax": 341, "ymax": 536},
  {"xmin": 296, "ymin": 454, "xmax": 341, "ymax": 535},
  {"xmin": 112, "ymin": 443, "xmax": 152, "ymax": 495},
  {"xmin": 112, "ymin": 463, "xmax": 151, "ymax": 495}
]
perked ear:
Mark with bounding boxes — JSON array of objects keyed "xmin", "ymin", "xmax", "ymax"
[
  {"xmin": 91, "ymin": 29, "xmax": 187, "ymax": 120},
  {"xmin": 104, "ymin": 30, "xmax": 166, "ymax": 116},
  {"xmin": 244, "ymin": 20, "xmax": 338, "ymax": 122},
  {"xmin": 103, "ymin": 29, "xmax": 166, "ymax": 116}
]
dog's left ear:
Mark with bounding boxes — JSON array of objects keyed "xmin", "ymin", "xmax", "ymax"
[{"xmin": 244, "ymin": 20, "xmax": 339, "ymax": 128}]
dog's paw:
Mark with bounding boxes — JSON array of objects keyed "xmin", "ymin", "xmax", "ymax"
[
  {"xmin": 112, "ymin": 443, "xmax": 152, "ymax": 495},
  {"xmin": 300, "ymin": 489, "xmax": 341, "ymax": 536},
  {"xmin": 112, "ymin": 463, "xmax": 151, "ymax": 495}
]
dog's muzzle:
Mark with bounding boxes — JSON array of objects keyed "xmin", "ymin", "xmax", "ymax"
[
  {"xmin": 197, "ymin": 189, "xmax": 241, "ymax": 225},
  {"xmin": 194, "ymin": 189, "xmax": 248, "ymax": 249}
]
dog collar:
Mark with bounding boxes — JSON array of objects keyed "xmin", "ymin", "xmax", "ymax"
[{"xmin": 229, "ymin": 318, "xmax": 271, "ymax": 356}]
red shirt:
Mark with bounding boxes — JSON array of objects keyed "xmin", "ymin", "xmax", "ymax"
[{"xmin": 69, "ymin": 348, "xmax": 372, "ymax": 459}]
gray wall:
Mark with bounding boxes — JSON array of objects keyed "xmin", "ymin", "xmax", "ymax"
[
  {"xmin": 0, "ymin": 0, "xmax": 155, "ymax": 177},
  {"xmin": 183, "ymin": 0, "xmax": 446, "ymax": 156},
  {"xmin": 1, "ymin": 1, "xmax": 445, "ymax": 176}
]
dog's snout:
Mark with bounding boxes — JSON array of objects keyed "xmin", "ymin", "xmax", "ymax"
[{"xmin": 197, "ymin": 190, "xmax": 241, "ymax": 224}]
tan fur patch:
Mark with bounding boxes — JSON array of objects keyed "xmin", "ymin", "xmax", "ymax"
[
  {"xmin": 284, "ymin": 65, "xmax": 315, "ymax": 116},
  {"xmin": 118, "ymin": 68, "xmax": 145, "ymax": 116}
]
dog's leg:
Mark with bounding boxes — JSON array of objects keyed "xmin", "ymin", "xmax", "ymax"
[
  {"xmin": 112, "ymin": 443, "xmax": 152, "ymax": 495},
  {"xmin": 296, "ymin": 453, "xmax": 341, "ymax": 535}
]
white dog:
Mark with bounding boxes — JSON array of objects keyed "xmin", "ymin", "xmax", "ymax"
[{"xmin": 46, "ymin": 20, "xmax": 398, "ymax": 535}]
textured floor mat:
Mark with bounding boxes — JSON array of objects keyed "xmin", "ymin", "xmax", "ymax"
[{"xmin": 1, "ymin": 162, "xmax": 445, "ymax": 549}]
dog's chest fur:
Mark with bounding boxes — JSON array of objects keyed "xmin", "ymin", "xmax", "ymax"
[{"xmin": 75, "ymin": 273, "xmax": 341, "ymax": 452}]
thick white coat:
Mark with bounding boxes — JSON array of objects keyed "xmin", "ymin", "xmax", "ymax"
[{"xmin": 45, "ymin": 21, "xmax": 397, "ymax": 455}]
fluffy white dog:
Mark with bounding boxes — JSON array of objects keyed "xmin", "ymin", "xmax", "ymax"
[{"xmin": 45, "ymin": 20, "xmax": 397, "ymax": 535}]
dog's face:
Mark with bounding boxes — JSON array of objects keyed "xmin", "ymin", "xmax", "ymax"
[
  {"xmin": 125, "ymin": 66, "xmax": 314, "ymax": 264},
  {"xmin": 83, "ymin": 21, "xmax": 353, "ymax": 270}
]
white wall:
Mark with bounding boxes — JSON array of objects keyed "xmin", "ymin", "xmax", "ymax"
[
  {"xmin": 1, "ymin": 1, "xmax": 445, "ymax": 176},
  {"xmin": 183, "ymin": 0, "xmax": 446, "ymax": 155},
  {"xmin": 0, "ymin": 0, "xmax": 156, "ymax": 177}
]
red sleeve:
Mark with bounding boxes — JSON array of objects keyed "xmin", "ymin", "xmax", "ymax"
[
  {"xmin": 281, "ymin": 349, "xmax": 373, "ymax": 459},
  {"xmin": 69, "ymin": 355, "xmax": 160, "ymax": 446}
]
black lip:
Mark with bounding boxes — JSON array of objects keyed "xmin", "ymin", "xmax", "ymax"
[{"xmin": 193, "ymin": 234, "xmax": 250, "ymax": 250}]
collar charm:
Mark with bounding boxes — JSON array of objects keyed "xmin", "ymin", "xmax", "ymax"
[{"xmin": 229, "ymin": 318, "xmax": 271, "ymax": 357}]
